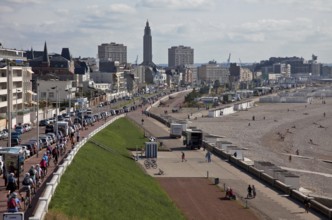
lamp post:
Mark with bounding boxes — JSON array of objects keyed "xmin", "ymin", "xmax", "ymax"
[
  {"xmin": 7, "ymin": 59, "xmax": 12, "ymax": 148},
  {"xmin": 81, "ymin": 86, "xmax": 84, "ymax": 130},
  {"xmin": 51, "ymin": 86, "xmax": 58, "ymax": 142},
  {"xmin": 30, "ymin": 79, "xmax": 40, "ymax": 157},
  {"xmin": 36, "ymin": 81, "xmax": 40, "ymax": 157},
  {"xmin": 65, "ymin": 88, "xmax": 73, "ymax": 115},
  {"xmin": 15, "ymin": 89, "xmax": 21, "ymax": 126}
]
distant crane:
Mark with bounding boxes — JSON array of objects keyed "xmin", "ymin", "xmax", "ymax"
[
  {"xmin": 225, "ymin": 53, "xmax": 231, "ymax": 68},
  {"xmin": 135, "ymin": 55, "xmax": 138, "ymax": 65},
  {"xmin": 239, "ymin": 58, "xmax": 242, "ymax": 68}
]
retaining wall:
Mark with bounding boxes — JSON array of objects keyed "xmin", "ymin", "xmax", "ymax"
[{"xmin": 28, "ymin": 115, "xmax": 125, "ymax": 220}]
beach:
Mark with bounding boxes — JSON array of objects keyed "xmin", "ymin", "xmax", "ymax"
[{"xmin": 157, "ymin": 91, "xmax": 332, "ymax": 198}]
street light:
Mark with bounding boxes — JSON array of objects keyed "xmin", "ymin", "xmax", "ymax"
[
  {"xmin": 15, "ymin": 89, "xmax": 21, "ymax": 126},
  {"xmin": 30, "ymin": 79, "xmax": 40, "ymax": 157},
  {"xmin": 51, "ymin": 86, "xmax": 59, "ymax": 142},
  {"xmin": 36, "ymin": 81, "xmax": 40, "ymax": 157},
  {"xmin": 65, "ymin": 87, "xmax": 73, "ymax": 115}
]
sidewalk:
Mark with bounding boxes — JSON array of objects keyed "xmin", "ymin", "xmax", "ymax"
[
  {"xmin": 127, "ymin": 108, "xmax": 326, "ymax": 220},
  {"xmin": 0, "ymin": 116, "xmax": 112, "ymax": 220}
]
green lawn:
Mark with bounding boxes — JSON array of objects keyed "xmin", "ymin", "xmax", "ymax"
[{"xmin": 47, "ymin": 118, "xmax": 184, "ymax": 220}]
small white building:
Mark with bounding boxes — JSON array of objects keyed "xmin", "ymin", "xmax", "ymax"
[
  {"xmin": 208, "ymin": 106, "xmax": 234, "ymax": 118},
  {"xmin": 38, "ymin": 80, "xmax": 75, "ymax": 103}
]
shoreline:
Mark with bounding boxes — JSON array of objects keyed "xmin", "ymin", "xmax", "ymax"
[{"xmin": 161, "ymin": 94, "xmax": 332, "ymax": 198}]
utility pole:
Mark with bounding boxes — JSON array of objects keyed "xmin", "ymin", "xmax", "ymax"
[{"xmin": 7, "ymin": 59, "xmax": 13, "ymax": 148}]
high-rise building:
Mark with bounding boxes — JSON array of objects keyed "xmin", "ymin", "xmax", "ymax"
[
  {"xmin": 168, "ymin": 45, "xmax": 194, "ymax": 68},
  {"xmin": 198, "ymin": 61, "xmax": 229, "ymax": 85},
  {"xmin": 98, "ymin": 42, "xmax": 127, "ymax": 64},
  {"xmin": 142, "ymin": 20, "xmax": 154, "ymax": 66}
]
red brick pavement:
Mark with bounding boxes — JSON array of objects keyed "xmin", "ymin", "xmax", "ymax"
[{"xmin": 158, "ymin": 177, "xmax": 260, "ymax": 220}]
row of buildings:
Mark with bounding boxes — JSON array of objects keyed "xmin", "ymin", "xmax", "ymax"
[{"xmin": 1, "ymin": 20, "xmax": 331, "ymax": 129}]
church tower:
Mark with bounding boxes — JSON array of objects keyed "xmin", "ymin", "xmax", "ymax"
[{"xmin": 142, "ymin": 20, "xmax": 155, "ymax": 66}]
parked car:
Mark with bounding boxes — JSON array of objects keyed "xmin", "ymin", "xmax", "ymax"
[
  {"xmin": 28, "ymin": 139, "xmax": 42, "ymax": 151},
  {"xmin": 39, "ymin": 119, "xmax": 49, "ymax": 126},
  {"xmin": 1, "ymin": 130, "xmax": 8, "ymax": 139},
  {"xmin": 39, "ymin": 137, "xmax": 50, "ymax": 148},
  {"xmin": 17, "ymin": 145, "xmax": 31, "ymax": 159},
  {"xmin": 45, "ymin": 132, "xmax": 57, "ymax": 143},
  {"xmin": 40, "ymin": 134, "xmax": 53, "ymax": 145},
  {"xmin": 15, "ymin": 126, "xmax": 25, "ymax": 134},
  {"xmin": 22, "ymin": 142, "xmax": 36, "ymax": 156},
  {"xmin": 57, "ymin": 115, "xmax": 64, "ymax": 121},
  {"xmin": 23, "ymin": 123, "xmax": 32, "ymax": 132},
  {"xmin": 45, "ymin": 124, "xmax": 54, "ymax": 134}
]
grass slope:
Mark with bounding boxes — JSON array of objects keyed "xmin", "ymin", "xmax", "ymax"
[{"xmin": 47, "ymin": 118, "xmax": 184, "ymax": 220}]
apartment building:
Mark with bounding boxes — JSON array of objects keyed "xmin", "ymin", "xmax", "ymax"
[
  {"xmin": 0, "ymin": 47, "xmax": 34, "ymax": 127},
  {"xmin": 98, "ymin": 42, "xmax": 127, "ymax": 64},
  {"xmin": 168, "ymin": 45, "xmax": 194, "ymax": 68},
  {"xmin": 198, "ymin": 61, "xmax": 229, "ymax": 85}
]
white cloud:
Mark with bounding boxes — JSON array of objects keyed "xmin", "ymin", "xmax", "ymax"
[
  {"xmin": 137, "ymin": 0, "xmax": 214, "ymax": 9},
  {"xmin": 241, "ymin": 0, "xmax": 332, "ymax": 12},
  {"xmin": 0, "ymin": 5, "xmax": 13, "ymax": 13},
  {"xmin": 110, "ymin": 4, "xmax": 135, "ymax": 13},
  {"xmin": 5, "ymin": 0, "xmax": 44, "ymax": 4}
]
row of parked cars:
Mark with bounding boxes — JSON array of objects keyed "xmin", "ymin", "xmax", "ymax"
[
  {"xmin": 39, "ymin": 113, "xmax": 72, "ymax": 127},
  {"xmin": 10, "ymin": 123, "xmax": 33, "ymax": 146}
]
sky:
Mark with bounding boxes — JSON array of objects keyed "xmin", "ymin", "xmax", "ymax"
[{"xmin": 0, "ymin": 0, "xmax": 331, "ymax": 64}]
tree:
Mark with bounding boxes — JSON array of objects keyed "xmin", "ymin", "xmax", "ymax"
[{"xmin": 213, "ymin": 80, "xmax": 221, "ymax": 94}]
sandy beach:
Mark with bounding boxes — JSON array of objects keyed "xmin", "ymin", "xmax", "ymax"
[{"xmin": 156, "ymin": 89, "xmax": 332, "ymax": 198}]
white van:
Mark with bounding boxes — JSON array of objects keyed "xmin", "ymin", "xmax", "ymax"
[{"xmin": 57, "ymin": 121, "xmax": 69, "ymax": 136}]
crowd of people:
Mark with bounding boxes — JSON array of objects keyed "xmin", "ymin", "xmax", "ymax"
[{"xmin": 4, "ymin": 130, "xmax": 82, "ymax": 213}]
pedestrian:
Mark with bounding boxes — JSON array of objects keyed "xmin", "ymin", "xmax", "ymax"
[
  {"xmin": 77, "ymin": 131, "xmax": 80, "ymax": 143},
  {"xmin": 206, "ymin": 151, "xmax": 211, "ymax": 163},
  {"xmin": 252, "ymin": 185, "xmax": 256, "ymax": 198},
  {"xmin": 296, "ymin": 149, "xmax": 299, "ymax": 155},
  {"xmin": 304, "ymin": 198, "xmax": 311, "ymax": 213},
  {"xmin": 289, "ymin": 155, "xmax": 292, "ymax": 162},
  {"xmin": 3, "ymin": 164, "xmax": 7, "ymax": 187},
  {"xmin": 6, "ymin": 173, "xmax": 17, "ymax": 194},
  {"xmin": 8, "ymin": 162, "xmax": 16, "ymax": 175},
  {"xmin": 7, "ymin": 192, "xmax": 20, "ymax": 213},
  {"xmin": 247, "ymin": 185, "xmax": 252, "ymax": 198},
  {"xmin": 181, "ymin": 152, "xmax": 186, "ymax": 162}
]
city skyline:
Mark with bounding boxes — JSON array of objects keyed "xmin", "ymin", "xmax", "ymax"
[{"xmin": 0, "ymin": 0, "xmax": 331, "ymax": 64}]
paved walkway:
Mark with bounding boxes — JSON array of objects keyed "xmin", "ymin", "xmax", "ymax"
[
  {"xmin": 0, "ymin": 116, "xmax": 112, "ymax": 220},
  {"xmin": 127, "ymin": 102, "xmax": 326, "ymax": 220}
]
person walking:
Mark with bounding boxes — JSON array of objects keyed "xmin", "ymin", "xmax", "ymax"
[
  {"xmin": 252, "ymin": 185, "xmax": 256, "ymax": 198},
  {"xmin": 6, "ymin": 173, "xmax": 17, "ymax": 194},
  {"xmin": 76, "ymin": 131, "xmax": 80, "ymax": 143},
  {"xmin": 181, "ymin": 152, "xmax": 186, "ymax": 162},
  {"xmin": 304, "ymin": 198, "xmax": 311, "ymax": 213},
  {"xmin": 247, "ymin": 185, "xmax": 252, "ymax": 198},
  {"xmin": 206, "ymin": 151, "xmax": 211, "ymax": 163}
]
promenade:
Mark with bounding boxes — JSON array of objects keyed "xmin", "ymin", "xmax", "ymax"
[
  {"xmin": 127, "ymin": 95, "xmax": 327, "ymax": 220},
  {"xmin": 0, "ymin": 116, "xmax": 112, "ymax": 220},
  {"xmin": 0, "ymin": 92, "xmax": 327, "ymax": 220}
]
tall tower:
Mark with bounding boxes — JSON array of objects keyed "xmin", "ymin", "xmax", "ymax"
[{"xmin": 142, "ymin": 20, "xmax": 155, "ymax": 66}]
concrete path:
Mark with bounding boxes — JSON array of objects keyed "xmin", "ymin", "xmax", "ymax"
[{"xmin": 128, "ymin": 105, "xmax": 327, "ymax": 220}]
